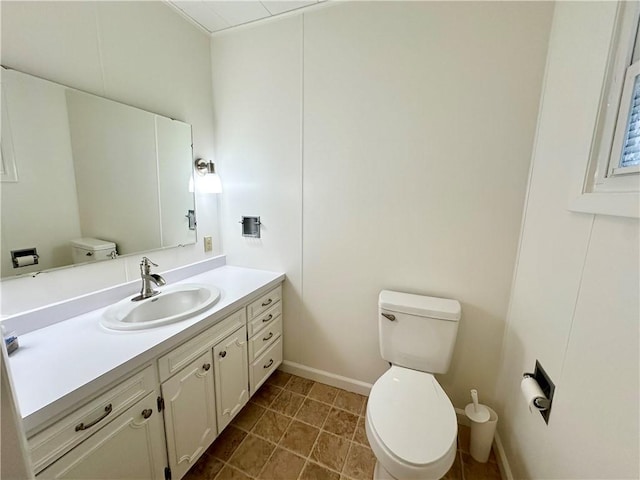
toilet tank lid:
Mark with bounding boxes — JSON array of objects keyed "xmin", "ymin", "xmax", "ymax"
[
  {"xmin": 70, "ymin": 238, "xmax": 116, "ymax": 250},
  {"xmin": 379, "ymin": 290, "xmax": 461, "ymax": 321}
]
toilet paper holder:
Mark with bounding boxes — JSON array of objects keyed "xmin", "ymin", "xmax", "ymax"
[
  {"xmin": 523, "ymin": 360, "xmax": 555, "ymax": 424},
  {"xmin": 11, "ymin": 248, "xmax": 39, "ymax": 268}
]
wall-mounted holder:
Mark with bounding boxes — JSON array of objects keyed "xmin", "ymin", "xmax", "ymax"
[
  {"xmin": 240, "ymin": 216, "xmax": 261, "ymax": 238},
  {"xmin": 185, "ymin": 209, "xmax": 196, "ymax": 230},
  {"xmin": 11, "ymin": 248, "xmax": 39, "ymax": 268},
  {"xmin": 523, "ymin": 360, "xmax": 555, "ymax": 424}
]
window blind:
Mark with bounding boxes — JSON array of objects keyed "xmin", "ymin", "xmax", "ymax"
[{"xmin": 620, "ymin": 74, "xmax": 640, "ymax": 168}]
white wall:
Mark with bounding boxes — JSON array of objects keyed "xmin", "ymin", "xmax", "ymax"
[
  {"xmin": 495, "ymin": 3, "xmax": 639, "ymax": 479},
  {"xmin": 0, "ymin": 1, "xmax": 219, "ymax": 316},
  {"xmin": 212, "ymin": 1, "xmax": 553, "ymax": 408}
]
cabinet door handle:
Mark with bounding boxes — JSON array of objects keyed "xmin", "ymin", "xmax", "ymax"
[
  {"xmin": 262, "ymin": 314, "xmax": 273, "ymax": 323},
  {"xmin": 203, "ymin": 363, "xmax": 211, "ymax": 371},
  {"xmin": 263, "ymin": 359, "xmax": 274, "ymax": 369},
  {"xmin": 263, "ymin": 332, "xmax": 274, "ymax": 342},
  {"xmin": 219, "ymin": 351, "xmax": 227, "ymax": 358},
  {"xmin": 381, "ymin": 313, "xmax": 396, "ymax": 321},
  {"xmin": 261, "ymin": 298, "xmax": 273, "ymax": 307},
  {"xmin": 75, "ymin": 404, "xmax": 113, "ymax": 432},
  {"xmin": 142, "ymin": 409, "xmax": 153, "ymax": 419}
]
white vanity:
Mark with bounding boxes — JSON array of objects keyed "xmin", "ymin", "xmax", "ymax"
[{"xmin": 5, "ymin": 259, "xmax": 284, "ymax": 480}]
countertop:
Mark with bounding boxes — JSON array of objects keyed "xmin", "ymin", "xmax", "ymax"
[{"xmin": 7, "ymin": 264, "xmax": 284, "ymax": 434}]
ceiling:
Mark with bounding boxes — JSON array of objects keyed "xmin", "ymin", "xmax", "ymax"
[{"xmin": 167, "ymin": 1, "xmax": 326, "ymax": 34}]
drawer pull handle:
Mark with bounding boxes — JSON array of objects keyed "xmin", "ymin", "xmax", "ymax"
[
  {"xmin": 203, "ymin": 363, "xmax": 211, "ymax": 371},
  {"xmin": 381, "ymin": 313, "xmax": 396, "ymax": 321},
  {"xmin": 219, "ymin": 351, "xmax": 227, "ymax": 358},
  {"xmin": 142, "ymin": 409, "xmax": 153, "ymax": 419},
  {"xmin": 261, "ymin": 298, "xmax": 273, "ymax": 307},
  {"xmin": 262, "ymin": 314, "xmax": 273, "ymax": 323},
  {"xmin": 75, "ymin": 404, "xmax": 113, "ymax": 432},
  {"xmin": 263, "ymin": 359, "xmax": 274, "ymax": 369},
  {"xmin": 263, "ymin": 332, "xmax": 274, "ymax": 341}
]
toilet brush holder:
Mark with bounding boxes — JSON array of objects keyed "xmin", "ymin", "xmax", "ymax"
[{"xmin": 466, "ymin": 406, "xmax": 498, "ymax": 463}]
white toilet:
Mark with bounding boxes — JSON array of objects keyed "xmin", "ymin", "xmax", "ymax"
[{"xmin": 365, "ymin": 290, "xmax": 461, "ymax": 480}]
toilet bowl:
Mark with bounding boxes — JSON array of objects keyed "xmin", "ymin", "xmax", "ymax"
[{"xmin": 365, "ymin": 366, "xmax": 457, "ymax": 480}]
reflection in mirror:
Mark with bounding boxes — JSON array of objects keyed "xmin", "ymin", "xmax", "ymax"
[{"xmin": 0, "ymin": 67, "xmax": 196, "ymax": 278}]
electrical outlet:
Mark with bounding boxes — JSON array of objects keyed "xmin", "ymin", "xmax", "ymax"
[{"xmin": 203, "ymin": 236, "xmax": 213, "ymax": 252}]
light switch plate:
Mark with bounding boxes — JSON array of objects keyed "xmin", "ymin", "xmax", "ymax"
[{"xmin": 204, "ymin": 236, "xmax": 213, "ymax": 252}]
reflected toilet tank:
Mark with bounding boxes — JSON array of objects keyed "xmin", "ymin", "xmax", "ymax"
[{"xmin": 70, "ymin": 238, "xmax": 117, "ymax": 264}]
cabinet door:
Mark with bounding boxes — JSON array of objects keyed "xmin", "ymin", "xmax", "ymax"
[
  {"xmin": 213, "ymin": 326, "xmax": 249, "ymax": 431},
  {"xmin": 36, "ymin": 392, "xmax": 166, "ymax": 479},
  {"xmin": 162, "ymin": 350, "xmax": 217, "ymax": 480}
]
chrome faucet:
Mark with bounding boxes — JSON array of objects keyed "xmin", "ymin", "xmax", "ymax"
[{"xmin": 132, "ymin": 257, "xmax": 166, "ymax": 302}]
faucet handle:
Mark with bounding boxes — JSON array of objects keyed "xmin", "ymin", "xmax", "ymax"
[{"xmin": 141, "ymin": 257, "xmax": 158, "ymax": 267}]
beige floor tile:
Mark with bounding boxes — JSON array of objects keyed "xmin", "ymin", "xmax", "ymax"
[
  {"xmin": 183, "ymin": 453, "xmax": 224, "ymax": 480},
  {"xmin": 265, "ymin": 370, "xmax": 292, "ymax": 388},
  {"xmin": 334, "ymin": 391, "xmax": 366, "ymax": 416},
  {"xmin": 296, "ymin": 398, "xmax": 331, "ymax": 428},
  {"xmin": 323, "ymin": 407, "xmax": 358, "ymax": 438},
  {"xmin": 252, "ymin": 410, "xmax": 291, "ymax": 443},
  {"xmin": 270, "ymin": 389, "xmax": 305, "ymax": 417},
  {"xmin": 299, "ymin": 461, "xmax": 340, "ymax": 480},
  {"xmin": 209, "ymin": 426, "xmax": 247, "ymax": 461},
  {"xmin": 232, "ymin": 402, "xmax": 266, "ymax": 431},
  {"xmin": 251, "ymin": 384, "xmax": 283, "ymax": 408},
  {"xmin": 461, "ymin": 452, "xmax": 502, "ymax": 480},
  {"xmin": 215, "ymin": 465, "xmax": 252, "ymax": 480},
  {"xmin": 343, "ymin": 443, "xmax": 376, "ymax": 480},
  {"xmin": 258, "ymin": 447, "xmax": 305, "ymax": 480},
  {"xmin": 352, "ymin": 416, "xmax": 368, "ymax": 446},
  {"xmin": 310, "ymin": 431, "xmax": 350, "ymax": 472},
  {"xmin": 228, "ymin": 434, "xmax": 275, "ymax": 477},
  {"xmin": 280, "ymin": 420, "xmax": 320, "ymax": 456},
  {"xmin": 286, "ymin": 375, "xmax": 315, "ymax": 395},
  {"xmin": 308, "ymin": 383, "xmax": 339, "ymax": 405}
]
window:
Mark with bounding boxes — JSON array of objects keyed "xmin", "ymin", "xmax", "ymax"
[{"xmin": 571, "ymin": 2, "xmax": 640, "ymax": 218}]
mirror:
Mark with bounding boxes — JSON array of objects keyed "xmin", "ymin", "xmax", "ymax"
[{"xmin": 0, "ymin": 67, "xmax": 196, "ymax": 278}]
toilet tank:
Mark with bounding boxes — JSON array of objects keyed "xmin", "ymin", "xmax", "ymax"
[
  {"xmin": 378, "ymin": 290, "xmax": 461, "ymax": 374},
  {"xmin": 70, "ymin": 238, "xmax": 117, "ymax": 264}
]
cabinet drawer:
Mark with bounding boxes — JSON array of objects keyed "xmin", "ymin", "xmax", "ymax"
[
  {"xmin": 248, "ymin": 317, "xmax": 282, "ymax": 362},
  {"xmin": 249, "ymin": 337, "xmax": 282, "ymax": 394},
  {"xmin": 247, "ymin": 286, "xmax": 282, "ymax": 321},
  {"xmin": 247, "ymin": 302, "xmax": 281, "ymax": 337},
  {"xmin": 158, "ymin": 309, "xmax": 245, "ymax": 383},
  {"xmin": 29, "ymin": 365, "xmax": 157, "ymax": 474}
]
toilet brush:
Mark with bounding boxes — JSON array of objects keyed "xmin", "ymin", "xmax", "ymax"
[{"xmin": 464, "ymin": 389, "xmax": 490, "ymax": 423}]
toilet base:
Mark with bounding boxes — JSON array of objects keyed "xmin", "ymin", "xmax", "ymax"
[{"xmin": 373, "ymin": 460, "xmax": 450, "ymax": 480}]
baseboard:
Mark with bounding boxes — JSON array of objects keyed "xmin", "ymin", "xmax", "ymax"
[
  {"xmin": 279, "ymin": 360, "xmax": 373, "ymax": 396},
  {"xmin": 493, "ymin": 431, "xmax": 514, "ymax": 480},
  {"xmin": 455, "ymin": 408, "xmax": 513, "ymax": 480}
]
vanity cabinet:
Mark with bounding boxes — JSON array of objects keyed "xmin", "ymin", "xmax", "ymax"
[
  {"xmin": 36, "ymin": 391, "xmax": 166, "ymax": 479},
  {"xmin": 27, "ymin": 281, "xmax": 282, "ymax": 480}
]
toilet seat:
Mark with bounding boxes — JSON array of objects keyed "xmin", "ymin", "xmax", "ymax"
[{"xmin": 366, "ymin": 366, "xmax": 457, "ymax": 479}]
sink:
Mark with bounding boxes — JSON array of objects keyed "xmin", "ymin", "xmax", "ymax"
[{"xmin": 100, "ymin": 283, "xmax": 221, "ymax": 331}]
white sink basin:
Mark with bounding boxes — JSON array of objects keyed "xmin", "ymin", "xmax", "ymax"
[{"xmin": 100, "ymin": 283, "xmax": 221, "ymax": 331}]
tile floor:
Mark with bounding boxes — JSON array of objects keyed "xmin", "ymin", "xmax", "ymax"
[{"xmin": 184, "ymin": 371, "xmax": 502, "ymax": 480}]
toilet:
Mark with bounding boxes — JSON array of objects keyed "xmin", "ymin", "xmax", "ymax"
[{"xmin": 365, "ymin": 290, "xmax": 461, "ymax": 480}]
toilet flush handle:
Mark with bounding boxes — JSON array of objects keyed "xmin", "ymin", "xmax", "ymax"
[{"xmin": 381, "ymin": 312, "xmax": 396, "ymax": 321}]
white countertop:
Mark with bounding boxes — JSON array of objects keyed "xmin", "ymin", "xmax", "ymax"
[{"xmin": 7, "ymin": 264, "xmax": 284, "ymax": 434}]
